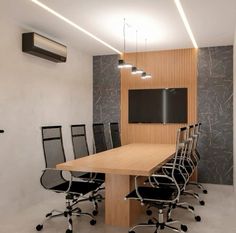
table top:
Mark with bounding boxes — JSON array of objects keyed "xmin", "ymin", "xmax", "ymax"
[{"xmin": 56, "ymin": 143, "xmax": 176, "ymax": 176}]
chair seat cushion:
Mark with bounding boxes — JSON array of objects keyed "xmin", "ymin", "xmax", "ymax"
[
  {"xmin": 126, "ymin": 186, "xmax": 177, "ymax": 202},
  {"xmin": 51, "ymin": 181, "xmax": 101, "ymax": 195}
]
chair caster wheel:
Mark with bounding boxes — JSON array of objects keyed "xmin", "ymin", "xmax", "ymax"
[
  {"xmin": 65, "ymin": 230, "xmax": 72, "ymax": 233},
  {"xmin": 128, "ymin": 231, "xmax": 135, "ymax": 233},
  {"xmin": 36, "ymin": 224, "xmax": 43, "ymax": 231},
  {"xmin": 45, "ymin": 213, "xmax": 52, "ymax": 218},
  {"xmin": 90, "ymin": 219, "xmax": 96, "ymax": 225},
  {"xmin": 167, "ymin": 218, "xmax": 173, "ymax": 222},
  {"xmin": 77, "ymin": 208, "xmax": 82, "ymax": 213},
  {"xmin": 148, "ymin": 219, "xmax": 154, "ymax": 224},
  {"xmin": 203, "ymin": 190, "xmax": 208, "ymax": 194},
  {"xmin": 146, "ymin": 209, "xmax": 152, "ymax": 216},
  {"xmin": 181, "ymin": 224, "xmax": 188, "ymax": 232},
  {"xmin": 200, "ymin": 200, "xmax": 205, "ymax": 206},
  {"xmin": 92, "ymin": 210, "xmax": 98, "ymax": 216},
  {"xmin": 188, "ymin": 205, "xmax": 194, "ymax": 211},
  {"xmin": 195, "ymin": 216, "xmax": 201, "ymax": 222}
]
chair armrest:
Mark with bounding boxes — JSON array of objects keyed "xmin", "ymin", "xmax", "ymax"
[
  {"xmin": 151, "ymin": 174, "xmax": 175, "ymax": 183},
  {"xmin": 42, "ymin": 168, "xmax": 73, "ymax": 193}
]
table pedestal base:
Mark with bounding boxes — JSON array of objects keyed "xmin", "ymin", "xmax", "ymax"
[{"xmin": 105, "ymin": 174, "xmax": 143, "ymax": 227}]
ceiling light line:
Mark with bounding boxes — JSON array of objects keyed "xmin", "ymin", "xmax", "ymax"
[
  {"xmin": 31, "ymin": 0, "xmax": 122, "ymax": 54},
  {"xmin": 174, "ymin": 0, "xmax": 198, "ymax": 49}
]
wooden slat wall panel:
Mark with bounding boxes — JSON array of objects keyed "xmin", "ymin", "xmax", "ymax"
[{"xmin": 121, "ymin": 48, "xmax": 197, "ymax": 145}]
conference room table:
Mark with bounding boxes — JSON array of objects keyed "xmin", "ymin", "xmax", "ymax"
[{"xmin": 57, "ymin": 143, "xmax": 176, "ymax": 227}]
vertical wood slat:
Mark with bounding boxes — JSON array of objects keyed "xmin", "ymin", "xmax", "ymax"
[{"xmin": 121, "ymin": 48, "xmax": 198, "ymax": 145}]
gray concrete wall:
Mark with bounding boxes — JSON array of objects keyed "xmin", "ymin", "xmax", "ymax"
[
  {"xmin": 198, "ymin": 46, "xmax": 233, "ymax": 184},
  {"xmin": 93, "ymin": 55, "xmax": 120, "ymax": 149}
]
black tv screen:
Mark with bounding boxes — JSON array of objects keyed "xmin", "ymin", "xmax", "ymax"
[{"xmin": 128, "ymin": 88, "xmax": 188, "ymax": 123}]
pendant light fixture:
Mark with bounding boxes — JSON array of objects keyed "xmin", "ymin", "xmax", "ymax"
[
  {"xmin": 131, "ymin": 30, "xmax": 143, "ymax": 75},
  {"xmin": 118, "ymin": 18, "xmax": 132, "ymax": 69},
  {"xmin": 141, "ymin": 38, "xmax": 152, "ymax": 79}
]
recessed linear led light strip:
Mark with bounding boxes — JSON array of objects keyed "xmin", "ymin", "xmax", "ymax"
[
  {"xmin": 174, "ymin": 0, "xmax": 198, "ymax": 49},
  {"xmin": 31, "ymin": 0, "xmax": 122, "ymax": 54}
]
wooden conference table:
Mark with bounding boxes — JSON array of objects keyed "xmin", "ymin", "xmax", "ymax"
[{"xmin": 57, "ymin": 143, "xmax": 176, "ymax": 227}]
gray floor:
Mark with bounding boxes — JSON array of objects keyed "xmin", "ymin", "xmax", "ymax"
[{"xmin": 1, "ymin": 184, "xmax": 236, "ymax": 233}]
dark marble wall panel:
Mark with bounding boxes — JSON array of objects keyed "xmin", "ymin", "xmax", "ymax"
[
  {"xmin": 198, "ymin": 46, "xmax": 233, "ymax": 184},
  {"xmin": 93, "ymin": 55, "xmax": 120, "ymax": 149}
]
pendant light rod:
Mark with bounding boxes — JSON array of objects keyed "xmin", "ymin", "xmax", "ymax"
[
  {"xmin": 123, "ymin": 18, "xmax": 126, "ymax": 56},
  {"xmin": 118, "ymin": 18, "xmax": 132, "ymax": 68},
  {"xmin": 141, "ymin": 38, "xmax": 152, "ymax": 79},
  {"xmin": 135, "ymin": 30, "xmax": 138, "ymax": 66}
]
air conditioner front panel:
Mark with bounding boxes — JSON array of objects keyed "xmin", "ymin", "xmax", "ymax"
[{"xmin": 34, "ymin": 33, "xmax": 67, "ymax": 57}]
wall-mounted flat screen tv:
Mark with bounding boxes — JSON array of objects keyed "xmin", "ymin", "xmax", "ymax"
[{"xmin": 128, "ymin": 88, "xmax": 188, "ymax": 123}]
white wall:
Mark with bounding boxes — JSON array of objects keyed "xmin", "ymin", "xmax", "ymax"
[
  {"xmin": 234, "ymin": 27, "xmax": 236, "ymax": 189},
  {"xmin": 0, "ymin": 17, "xmax": 93, "ymax": 217}
]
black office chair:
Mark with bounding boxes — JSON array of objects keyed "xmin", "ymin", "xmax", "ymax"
[
  {"xmin": 109, "ymin": 122, "xmax": 121, "ymax": 148},
  {"xmin": 71, "ymin": 124, "xmax": 105, "ymax": 215},
  {"xmin": 125, "ymin": 132, "xmax": 189, "ymax": 233},
  {"xmin": 93, "ymin": 123, "xmax": 107, "ymax": 153},
  {"xmin": 187, "ymin": 123, "xmax": 208, "ymax": 194},
  {"xmin": 145, "ymin": 127, "xmax": 201, "ymax": 222},
  {"xmin": 36, "ymin": 126, "xmax": 100, "ymax": 233},
  {"xmin": 71, "ymin": 124, "xmax": 93, "ymax": 179}
]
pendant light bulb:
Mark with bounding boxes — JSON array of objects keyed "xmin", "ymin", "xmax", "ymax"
[
  {"xmin": 131, "ymin": 66, "xmax": 137, "ymax": 74},
  {"xmin": 141, "ymin": 72, "xmax": 147, "ymax": 79},
  {"xmin": 118, "ymin": 59, "xmax": 125, "ymax": 68}
]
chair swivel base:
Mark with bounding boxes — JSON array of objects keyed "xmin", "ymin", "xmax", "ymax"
[
  {"xmin": 188, "ymin": 181, "xmax": 208, "ymax": 194},
  {"xmin": 183, "ymin": 190, "xmax": 205, "ymax": 205},
  {"xmin": 146, "ymin": 202, "xmax": 201, "ymax": 222},
  {"xmin": 36, "ymin": 199, "xmax": 96, "ymax": 233},
  {"xmin": 129, "ymin": 208, "xmax": 187, "ymax": 233},
  {"xmin": 128, "ymin": 220, "xmax": 188, "ymax": 233}
]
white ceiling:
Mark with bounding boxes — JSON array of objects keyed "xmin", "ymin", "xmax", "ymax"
[{"xmin": 1, "ymin": 0, "xmax": 236, "ymax": 55}]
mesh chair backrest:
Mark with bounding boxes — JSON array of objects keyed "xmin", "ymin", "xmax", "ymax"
[
  {"xmin": 188, "ymin": 125, "xmax": 195, "ymax": 137},
  {"xmin": 188, "ymin": 124, "xmax": 198, "ymax": 152},
  {"xmin": 109, "ymin": 122, "xmax": 121, "ymax": 148},
  {"xmin": 175, "ymin": 127, "xmax": 189, "ymax": 169},
  {"xmin": 194, "ymin": 122, "xmax": 201, "ymax": 159},
  {"xmin": 93, "ymin": 123, "xmax": 107, "ymax": 153},
  {"xmin": 40, "ymin": 126, "xmax": 66, "ymax": 189},
  {"xmin": 71, "ymin": 124, "xmax": 89, "ymax": 158},
  {"xmin": 172, "ymin": 127, "xmax": 192, "ymax": 189},
  {"xmin": 167, "ymin": 127, "xmax": 189, "ymax": 182},
  {"xmin": 71, "ymin": 124, "xmax": 89, "ymax": 177},
  {"xmin": 176, "ymin": 126, "xmax": 188, "ymax": 144}
]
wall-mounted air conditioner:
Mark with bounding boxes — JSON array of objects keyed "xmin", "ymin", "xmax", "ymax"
[{"xmin": 22, "ymin": 32, "xmax": 67, "ymax": 63}]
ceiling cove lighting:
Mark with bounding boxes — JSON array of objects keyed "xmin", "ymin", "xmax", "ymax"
[
  {"xmin": 31, "ymin": 0, "xmax": 122, "ymax": 54},
  {"xmin": 118, "ymin": 18, "xmax": 132, "ymax": 69},
  {"xmin": 174, "ymin": 0, "xmax": 198, "ymax": 49}
]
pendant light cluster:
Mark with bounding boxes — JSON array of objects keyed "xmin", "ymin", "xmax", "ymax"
[{"xmin": 118, "ymin": 19, "xmax": 152, "ymax": 79}]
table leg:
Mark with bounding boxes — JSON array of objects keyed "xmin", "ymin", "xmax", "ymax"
[{"xmin": 105, "ymin": 174, "xmax": 143, "ymax": 227}]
